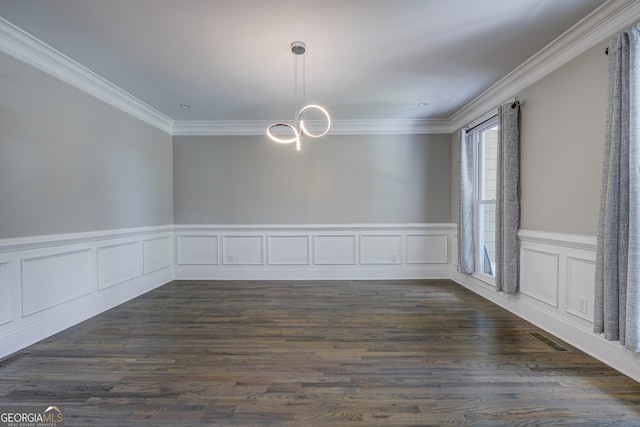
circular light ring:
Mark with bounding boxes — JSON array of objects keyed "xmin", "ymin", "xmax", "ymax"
[
  {"xmin": 298, "ymin": 104, "xmax": 331, "ymax": 138},
  {"xmin": 266, "ymin": 123, "xmax": 300, "ymax": 144}
]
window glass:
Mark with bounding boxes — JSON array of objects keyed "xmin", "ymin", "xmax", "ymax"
[{"xmin": 473, "ymin": 118, "xmax": 498, "ymax": 278}]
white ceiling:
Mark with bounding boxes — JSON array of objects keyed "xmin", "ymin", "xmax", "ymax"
[{"xmin": 0, "ymin": 0, "xmax": 609, "ymax": 128}]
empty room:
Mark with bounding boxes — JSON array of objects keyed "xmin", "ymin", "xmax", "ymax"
[{"xmin": 1, "ymin": 0, "xmax": 640, "ymax": 425}]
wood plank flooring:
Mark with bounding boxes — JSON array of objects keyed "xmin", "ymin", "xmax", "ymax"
[{"xmin": 1, "ymin": 279, "xmax": 640, "ymax": 426}]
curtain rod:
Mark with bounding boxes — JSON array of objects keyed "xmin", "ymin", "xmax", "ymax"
[
  {"xmin": 465, "ymin": 115, "xmax": 496, "ymax": 133},
  {"xmin": 464, "ymin": 99, "xmax": 520, "ymax": 133}
]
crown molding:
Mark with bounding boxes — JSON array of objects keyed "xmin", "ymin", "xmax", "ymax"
[
  {"xmin": 173, "ymin": 120, "xmax": 270, "ymax": 136},
  {"xmin": 330, "ymin": 118, "xmax": 452, "ymax": 135},
  {"xmin": 0, "ymin": 17, "xmax": 174, "ymax": 134},
  {"xmin": 1, "ymin": 0, "xmax": 637, "ymax": 137},
  {"xmin": 173, "ymin": 118, "xmax": 452, "ymax": 136},
  {"xmin": 449, "ymin": 0, "xmax": 640, "ymax": 131}
]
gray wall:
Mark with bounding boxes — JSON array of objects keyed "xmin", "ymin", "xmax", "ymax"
[
  {"xmin": 0, "ymin": 52, "xmax": 173, "ymax": 239},
  {"xmin": 518, "ymin": 41, "xmax": 608, "ymax": 235},
  {"xmin": 7, "ymin": 36, "xmax": 606, "ymax": 237},
  {"xmin": 173, "ymin": 134, "xmax": 451, "ymax": 224},
  {"xmin": 450, "ymin": 41, "xmax": 608, "ymax": 236}
]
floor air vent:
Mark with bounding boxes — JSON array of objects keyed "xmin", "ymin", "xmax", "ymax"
[{"xmin": 528, "ymin": 331, "xmax": 569, "ymax": 352}]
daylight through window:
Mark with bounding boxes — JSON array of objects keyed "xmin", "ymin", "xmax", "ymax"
[{"xmin": 472, "ymin": 117, "xmax": 498, "ymax": 279}]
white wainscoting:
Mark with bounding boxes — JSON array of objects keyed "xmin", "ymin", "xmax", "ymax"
[
  {"xmin": 268, "ymin": 235, "xmax": 310, "ymax": 265},
  {"xmin": 174, "ymin": 224, "xmax": 454, "ymax": 280},
  {"xmin": 407, "ymin": 234, "xmax": 449, "ymax": 264},
  {"xmin": 223, "ymin": 235, "xmax": 265, "ymax": 265},
  {"xmin": 520, "ymin": 247, "xmax": 560, "ymax": 308},
  {"xmin": 518, "ymin": 230, "xmax": 596, "ymax": 325},
  {"xmin": 314, "ymin": 234, "xmax": 356, "ymax": 265},
  {"xmin": 143, "ymin": 236, "xmax": 173, "ymax": 274},
  {"xmin": 360, "ymin": 234, "xmax": 402, "ymax": 265},
  {"xmin": 97, "ymin": 241, "xmax": 142, "ymax": 290},
  {"xmin": 22, "ymin": 249, "xmax": 94, "ymax": 317},
  {"xmin": 451, "ymin": 229, "xmax": 640, "ymax": 383},
  {"xmin": 0, "ymin": 225, "xmax": 174, "ymax": 360},
  {"xmin": 177, "ymin": 235, "xmax": 219, "ymax": 265}
]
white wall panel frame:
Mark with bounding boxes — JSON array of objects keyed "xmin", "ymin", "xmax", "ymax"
[
  {"xmin": 143, "ymin": 235, "xmax": 173, "ymax": 274},
  {"xmin": 566, "ymin": 255, "xmax": 596, "ymax": 322},
  {"xmin": 519, "ymin": 247, "xmax": 560, "ymax": 308},
  {"xmin": 177, "ymin": 235, "xmax": 220, "ymax": 265},
  {"xmin": 97, "ymin": 241, "xmax": 143, "ymax": 290},
  {"xmin": 21, "ymin": 249, "xmax": 94, "ymax": 317},
  {"xmin": 406, "ymin": 233, "xmax": 448, "ymax": 264},
  {"xmin": 0, "ymin": 261, "xmax": 12, "ymax": 326},
  {"xmin": 314, "ymin": 234, "xmax": 357, "ymax": 265},
  {"xmin": 450, "ymin": 232, "xmax": 459, "ymax": 268},
  {"xmin": 222, "ymin": 235, "xmax": 265, "ymax": 265},
  {"xmin": 268, "ymin": 235, "xmax": 311, "ymax": 265},
  {"xmin": 359, "ymin": 234, "xmax": 403, "ymax": 265}
]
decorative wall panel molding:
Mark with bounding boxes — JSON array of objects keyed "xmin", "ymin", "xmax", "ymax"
[
  {"xmin": 174, "ymin": 224, "xmax": 454, "ymax": 280},
  {"xmin": 451, "ymin": 231, "xmax": 459, "ymax": 268},
  {"xmin": 223, "ymin": 235, "xmax": 265, "ymax": 265},
  {"xmin": 0, "ymin": 225, "xmax": 173, "ymax": 360},
  {"xmin": 519, "ymin": 247, "xmax": 560, "ymax": 308},
  {"xmin": 314, "ymin": 235, "xmax": 357, "ymax": 265},
  {"xmin": 21, "ymin": 249, "xmax": 94, "ymax": 316},
  {"xmin": 566, "ymin": 256, "xmax": 596, "ymax": 322},
  {"xmin": 268, "ymin": 235, "xmax": 310, "ymax": 265},
  {"xmin": 0, "ymin": 261, "xmax": 11, "ymax": 326},
  {"xmin": 143, "ymin": 236, "xmax": 173, "ymax": 274},
  {"xmin": 359, "ymin": 235, "xmax": 402, "ymax": 265},
  {"xmin": 177, "ymin": 235, "xmax": 219, "ymax": 265},
  {"xmin": 97, "ymin": 241, "xmax": 142, "ymax": 290},
  {"xmin": 406, "ymin": 234, "xmax": 448, "ymax": 264},
  {"xmin": 519, "ymin": 230, "xmax": 595, "ymax": 319}
]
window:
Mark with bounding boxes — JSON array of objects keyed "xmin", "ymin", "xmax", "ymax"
[{"xmin": 471, "ymin": 116, "xmax": 498, "ymax": 279}]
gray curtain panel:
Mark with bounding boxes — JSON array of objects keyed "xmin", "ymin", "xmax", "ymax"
[
  {"xmin": 457, "ymin": 129, "xmax": 475, "ymax": 274},
  {"xmin": 495, "ymin": 102, "xmax": 521, "ymax": 294},
  {"xmin": 595, "ymin": 25, "xmax": 640, "ymax": 352}
]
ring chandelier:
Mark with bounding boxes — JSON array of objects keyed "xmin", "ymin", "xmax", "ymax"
[{"xmin": 266, "ymin": 41, "xmax": 331, "ymax": 151}]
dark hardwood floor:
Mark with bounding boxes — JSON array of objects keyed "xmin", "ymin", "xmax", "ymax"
[{"xmin": 1, "ymin": 279, "xmax": 640, "ymax": 426}]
